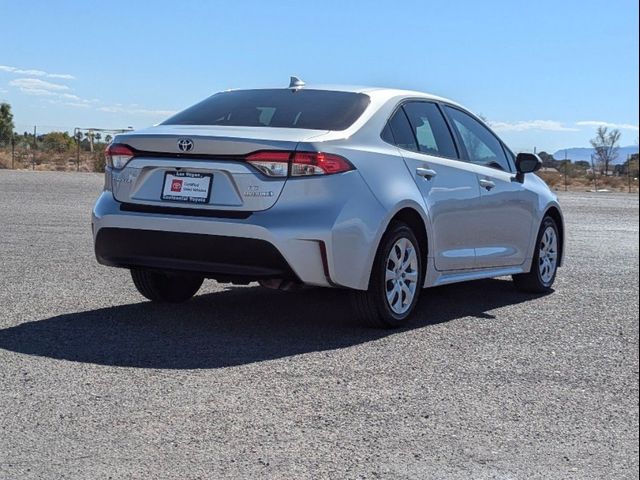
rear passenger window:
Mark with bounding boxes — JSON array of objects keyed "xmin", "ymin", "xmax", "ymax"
[
  {"xmin": 402, "ymin": 102, "xmax": 458, "ymax": 159},
  {"xmin": 381, "ymin": 108, "xmax": 417, "ymax": 151}
]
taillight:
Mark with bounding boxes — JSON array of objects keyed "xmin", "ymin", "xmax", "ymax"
[
  {"xmin": 291, "ymin": 152, "xmax": 354, "ymax": 176},
  {"xmin": 105, "ymin": 143, "xmax": 135, "ymax": 169},
  {"xmin": 245, "ymin": 151, "xmax": 290, "ymax": 177},
  {"xmin": 245, "ymin": 151, "xmax": 354, "ymax": 177}
]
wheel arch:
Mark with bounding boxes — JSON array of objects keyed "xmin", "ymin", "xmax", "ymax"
[
  {"xmin": 390, "ymin": 207, "xmax": 429, "ymax": 275},
  {"xmin": 543, "ymin": 205, "xmax": 565, "ymax": 267},
  {"xmin": 366, "ymin": 204, "xmax": 431, "ymax": 288}
]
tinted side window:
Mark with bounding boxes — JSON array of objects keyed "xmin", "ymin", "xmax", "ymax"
[
  {"xmin": 444, "ymin": 106, "xmax": 511, "ymax": 171},
  {"xmin": 381, "ymin": 108, "xmax": 417, "ymax": 151},
  {"xmin": 402, "ymin": 102, "xmax": 458, "ymax": 159},
  {"xmin": 504, "ymin": 147, "xmax": 516, "ymax": 169}
]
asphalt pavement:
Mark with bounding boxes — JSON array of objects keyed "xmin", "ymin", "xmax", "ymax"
[{"xmin": 0, "ymin": 170, "xmax": 638, "ymax": 479}]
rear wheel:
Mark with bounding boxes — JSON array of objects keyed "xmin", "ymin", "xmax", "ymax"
[
  {"xmin": 512, "ymin": 216, "xmax": 559, "ymax": 293},
  {"xmin": 131, "ymin": 269, "xmax": 204, "ymax": 303},
  {"xmin": 352, "ymin": 222, "xmax": 423, "ymax": 328}
]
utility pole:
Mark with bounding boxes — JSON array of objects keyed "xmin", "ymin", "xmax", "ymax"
[
  {"xmin": 11, "ymin": 134, "xmax": 15, "ymax": 169},
  {"xmin": 628, "ymin": 154, "xmax": 632, "ymax": 194},
  {"xmin": 32, "ymin": 125, "xmax": 37, "ymax": 170},
  {"xmin": 591, "ymin": 154, "xmax": 598, "ymax": 192},
  {"xmin": 564, "ymin": 150, "xmax": 568, "ymax": 192},
  {"xmin": 75, "ymin": 127, "xmax": 81, "ymax": 171}
]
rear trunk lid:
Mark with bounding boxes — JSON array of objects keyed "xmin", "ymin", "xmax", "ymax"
[{"xmin": 110, "ymin": 125, "xmax": 328, "ymax": 212}]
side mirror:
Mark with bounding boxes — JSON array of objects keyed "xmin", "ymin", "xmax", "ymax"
[{"xmin": 515, "ymin": 152, "xmax": 542, "ymax": 182}]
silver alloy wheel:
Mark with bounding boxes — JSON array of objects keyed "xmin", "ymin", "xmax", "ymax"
[
  {"xmin": 538, "ymin": 226, "xmax": 558, "ymax": 284},
  {"xmin": 385, "ymin": 237, "xmax": 419, "ymax": 314}
]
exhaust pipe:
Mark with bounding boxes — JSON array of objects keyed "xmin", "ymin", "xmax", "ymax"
[{"xmin": 258, "ymin": 279, "xmax": 302, "ymax": 291}]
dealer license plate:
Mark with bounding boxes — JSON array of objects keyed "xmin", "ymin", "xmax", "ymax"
[{"xmin": 161, "ymin": 171, "xmax": 212, "ymax": 204}]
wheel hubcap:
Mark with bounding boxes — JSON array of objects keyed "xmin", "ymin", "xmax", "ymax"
[
  {"xmin": 538, "ymin": 226, "xmax": 558, "ymax": 284},
  {"xmin": 385, "ymin": 237, "xmax": 418, "ymax": 314}
]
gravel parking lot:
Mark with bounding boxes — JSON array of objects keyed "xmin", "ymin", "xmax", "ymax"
[{"xmin": 0, "ymin": 170, "xmax": 638, "ymax": 479}]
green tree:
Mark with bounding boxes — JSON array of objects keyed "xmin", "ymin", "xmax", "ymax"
[
  {"xmin": 575, "ymin": 160, "xmax": 591, "ymax": 169},
  {"xmin": 538, "ymin": 151, "xmax": 557, "ymax": 168},
  {"xmin": 42, "ymin": 131, "xmax": 75, "ymax": 153},
  {"xmin": 0, "ymin": 103, "xmax": 15, "ymax": 146},
  {"xmin": 623, "ymin": 153, "xmax": 639, "ymax": 178}
]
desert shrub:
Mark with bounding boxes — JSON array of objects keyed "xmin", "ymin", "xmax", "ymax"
[{"xmin": 93, "ymin": 151, "xmax": 106, "ymax": 172}]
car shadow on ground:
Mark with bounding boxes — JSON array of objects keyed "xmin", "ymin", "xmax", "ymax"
[{"xmin": 0, "ymin": 279, "xmax": 550, "ymax": 369}]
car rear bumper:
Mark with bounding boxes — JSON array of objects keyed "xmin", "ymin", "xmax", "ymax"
[
  {"xmin": 92, "ymin": 171, "xmax": 387, "ymax": 289},
  {"xmin": 95, "ymin": 228, "xmax": 300, "ymax": 282}
]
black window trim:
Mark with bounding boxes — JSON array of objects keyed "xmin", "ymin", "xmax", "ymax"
[
  {"xmin": 379, "ymin": 99, "xmax": 461, "ymax": 162},
  {"xmin": 440, "ymin": 103, "xmax": 516, "ymax": 173}
]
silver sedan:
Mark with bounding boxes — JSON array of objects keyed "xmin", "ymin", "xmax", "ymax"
[{"xmin": 93, "ymin": 78, "xmax": 564, "ymax": 327}]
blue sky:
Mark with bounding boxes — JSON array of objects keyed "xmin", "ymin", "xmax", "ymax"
[{"xmin": 1, "ymin": 0, "xmax": 638, "ymax": 153}]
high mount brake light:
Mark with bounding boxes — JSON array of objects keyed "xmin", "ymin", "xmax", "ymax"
[
  {"xmin": 245, "ymin": 151, "xmax": 354, "ymax": 177},
  {"xmin": 105, "ymin": 143, "xmax": 135, "ymax": 169}
]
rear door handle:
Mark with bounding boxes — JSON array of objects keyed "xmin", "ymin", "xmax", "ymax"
[
  {"xmin": 416, "ymin": 167, "xmax": 437, "ymax": 180},
  {"xmin": 479, "ymin": 178, "xmax": 496, "ymax": 190}
]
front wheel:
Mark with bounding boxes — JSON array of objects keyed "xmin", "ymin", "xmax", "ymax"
[
  {"xmin": 352, "ymin": 222, "xmax": 423, "ymax": 328},
  {"xmin": 512, "ymin": 216, "xmax": 559, "ymax": 293},
  {"xmin": 131, "ymin": 269, "xmax": 204, "ymax": 303}
]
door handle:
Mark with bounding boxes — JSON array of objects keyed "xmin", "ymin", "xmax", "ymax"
[
  {"xmin": 479, "ymin": 178, "xmax": 496, "ymax": 190},
  {"xmin": 416, "ymin": 167, "xmax": 437, "ymax": 180}
]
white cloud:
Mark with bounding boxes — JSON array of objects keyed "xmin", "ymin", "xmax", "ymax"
[
  {"xmin": 10, "ymin": 77, "xmax": 70, "ymax": 94},
  {"xmin": 576, "ymin": 121, "xmax": 639, "ymax": 132},
  {"xmin": 98, "ymin": 105, "xmax": 176, "ymax": 116},
  {"xmin": 60, "ymin": 93, "xmax": 81, "ymax": 100},
  {"xmin": 9, "ymin": 77, "xmax": 98, "ymax": 111},
  {"xmin": 0, "ymin": 64, "xmax": 75, "ymax": 80},
  {"xmin": 489, "ymin": 120, "xmax": 579, "ymax": 132},
  {"xmin": 64, "ymin": 102, "xmax": 92, "ymax": 109},
  {"xmin": 47, "ymin": 98, "xmax": 93, "ymax": 109},
  {"xmin": 5, "ymin": 67, "xmax": 173, "ymax": 119}
]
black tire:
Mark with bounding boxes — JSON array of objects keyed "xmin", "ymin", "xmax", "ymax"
[
  {"xmin": 130, "ymin": 269, "xmax": 204, "ymax": 303},
  {"xmin": 352, "ymin": 221, "xmax": 423, "ymax": 328},
  {"xmin": 512, "ymin": 216, "xmax": 559, "ymax": 293}
]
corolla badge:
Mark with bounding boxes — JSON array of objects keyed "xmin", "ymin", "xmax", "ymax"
[
  {"xmin": 177, "ymin": 138, "xmax": 194, "ymax": 152},
  {"xmin": 244, "ymin": 185, "xmax": 274, "ymax": 197}
]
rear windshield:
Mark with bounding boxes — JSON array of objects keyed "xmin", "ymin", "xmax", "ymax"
[{"xmin": 162, "ymin": 89, "xmax": 370, "ymax": 131}]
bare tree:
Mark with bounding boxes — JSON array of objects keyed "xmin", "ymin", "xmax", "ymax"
[{"xmin": 590, "ymin": 126, "xmax": 621, "ymax": 176}]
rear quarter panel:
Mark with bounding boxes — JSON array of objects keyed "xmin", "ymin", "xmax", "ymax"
[{"xmin": 297, "ymin": 99, "xmax": 433, "ymax": 289}]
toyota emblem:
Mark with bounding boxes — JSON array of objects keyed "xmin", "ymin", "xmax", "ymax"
[{"xmin": 177, "ymin": 138, "xmax": 194, "ymax": 152}]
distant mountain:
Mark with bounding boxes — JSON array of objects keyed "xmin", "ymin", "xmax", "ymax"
[{"xmin": 553, "ymin": 145, "xmax": 639, "ymax": 164}]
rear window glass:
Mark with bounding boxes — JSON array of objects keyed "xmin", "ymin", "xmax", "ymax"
[{"xmin": 162, "ymin": 89, "xmax": 370, "ymax": 131}]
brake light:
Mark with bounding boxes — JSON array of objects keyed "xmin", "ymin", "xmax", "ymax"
[
  {"xmin": 245, "ymin": 151, "xmax": 354, "ymax": 177},
  {"xmin": 291, "ymin": 152, "xmax": 354, "ymax": 176},
  {"xmin": 105, "ymin": 143, "xmax": 135, "ymax": 169}
]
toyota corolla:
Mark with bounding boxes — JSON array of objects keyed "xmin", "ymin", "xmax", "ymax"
[{"xmin": 92, "ymin": 78, "xmax": 564, "ymax": 327}]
